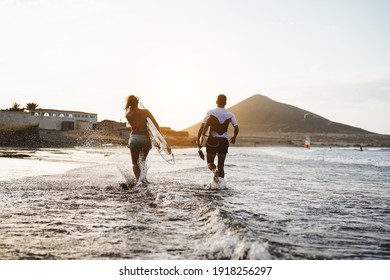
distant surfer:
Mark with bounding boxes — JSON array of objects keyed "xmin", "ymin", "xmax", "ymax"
[
  {"xmin": 125, "ymin": 95, "xmax": 161, "ymax": 184},
  {"xmin": 197, "ymin": 94, "xmax": 239, "ymax": 183},
  {"xmin": 304, "ymin": 136, "xmax": 311, "ymax": 149}
]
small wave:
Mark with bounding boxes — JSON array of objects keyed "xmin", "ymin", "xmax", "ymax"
[
  {"xmin": 201, "ymin": 177, "xmax": 227, "ymax": 190},
  {"xmin": 195, "ymin": 206, "xmax": 273, "ymax": 260}
]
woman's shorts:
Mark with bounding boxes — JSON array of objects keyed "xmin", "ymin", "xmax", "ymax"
[
  {"xmin": 206, "ymin": 137, "xmax": 229, "ymax": 154},
  {"xmin": 128, "ymin": 134, "xmax": 152, "ymax": 150}
]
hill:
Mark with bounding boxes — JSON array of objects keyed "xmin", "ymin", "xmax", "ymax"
[{"xmin": 185, "ymin": 94, "xmax": 373, "ymax": 137}]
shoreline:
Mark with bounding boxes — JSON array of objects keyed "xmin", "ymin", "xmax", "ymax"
[
  {"xmin": 1, "ymin": 124, "xmax": 390, "ymax": 150},
  {"xmin": 235, "ymin": 133, "xmax": 390, "ymax": 148}
]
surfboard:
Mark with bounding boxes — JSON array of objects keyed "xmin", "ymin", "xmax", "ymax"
[
  {"xmin": 139, "ymin": 102, "xmax": 175, "ymax": 164},
  {"xmin": 197, "ymin": 133, "xmax": 208, "ymax": 160}
]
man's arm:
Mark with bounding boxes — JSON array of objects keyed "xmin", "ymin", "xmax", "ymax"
[
  {"xmin": 229, "ymin": 125, "xmax": 239, "ymax": 144},
  {"xmin": 197, "ymin": 123, "xmax": 205, "ymax": 148}
]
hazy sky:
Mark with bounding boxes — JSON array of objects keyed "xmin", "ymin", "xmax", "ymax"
[{"xmin": 1, "ymin": 0, "xmax": 389, "ymax": 134}]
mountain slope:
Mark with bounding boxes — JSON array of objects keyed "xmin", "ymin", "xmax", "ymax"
[{"xmin": 185, "ymin": 94, "xmax": 373, "ymax": 136}]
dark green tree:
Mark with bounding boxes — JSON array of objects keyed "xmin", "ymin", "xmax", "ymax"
[
  {"xmin": 25, "ymin": 102, "xmax": 39, "ymax": 110},
  {"xmin": 10, "ymin": 102, "xmax": 23, "ymax": 111}
]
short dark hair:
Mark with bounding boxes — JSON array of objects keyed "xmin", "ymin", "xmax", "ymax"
[{"xmin": 217, "ymin": 94, "xmax": 227, "ymax": 106}]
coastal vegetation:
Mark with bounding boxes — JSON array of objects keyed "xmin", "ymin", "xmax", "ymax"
[{"xmin": 1, "ymin": 102, "xmax": 39, "ymax": 112}]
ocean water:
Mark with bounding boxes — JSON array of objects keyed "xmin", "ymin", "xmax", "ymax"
[{"xmin": 0, "ymin": 146, "xmax": 389, "ymax": 260}]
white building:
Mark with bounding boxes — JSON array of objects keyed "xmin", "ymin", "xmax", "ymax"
[{"xmin": 0, "ymin": 109, "xmax": 98, "ymax": 131}]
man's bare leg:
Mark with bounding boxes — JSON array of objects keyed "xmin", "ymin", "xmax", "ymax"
[
  {"xmin": 217, "ymin": 153, "xmax": 226, "ymax": 178},
  {"xmin": 207, "ymin": 152, "xmax": 219, "ymax": 181}
]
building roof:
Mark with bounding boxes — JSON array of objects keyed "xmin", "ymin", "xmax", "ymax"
[{"xmin": 30, "ymin": 109, "xmax": 97, "ymax": 115}]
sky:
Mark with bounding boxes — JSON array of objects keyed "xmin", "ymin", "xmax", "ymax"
[{"xmin": 1, "ymin": 0, "xmax": 389, "ymax": 134}]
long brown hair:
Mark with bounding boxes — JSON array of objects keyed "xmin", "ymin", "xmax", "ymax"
[{"xmin": 125, "ymin": 95, "xmax": 139, "ymax": 112}]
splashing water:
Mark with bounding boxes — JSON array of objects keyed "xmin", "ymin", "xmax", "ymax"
[
  {"xmin": 1, "ymin": 146, "xmax": 389, "ymax": 259},
  {"xmin": 137, "ymin": 157, "xmax": 150, "ymax": 186}
]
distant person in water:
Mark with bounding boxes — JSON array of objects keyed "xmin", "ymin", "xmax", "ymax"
[
  {"xmin": 197, "ymin": 94, "xmax": 239, "ymax": 182},
  {"xmin": 125, "ymin": 95, "xmax": 160, "ymax": 183}
]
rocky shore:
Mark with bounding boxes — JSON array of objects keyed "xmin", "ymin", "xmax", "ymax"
[
  {"xmin": 236, "ymin": 132, "xmax": 390, "ymax": 148},
  {"xmin": 0, "ymin": 124, "xmax": 43, "ymax": 147},
  {"xmin": 1, "ymin": 124, "xmax": 390, "ymax": 150},
  {"xmin": 0, "ymin": 124, "xmax": 196, "ymax": 149}
]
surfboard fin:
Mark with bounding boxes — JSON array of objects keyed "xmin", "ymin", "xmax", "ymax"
[{"xmin": 198, "ymin": 149, "xmax": 205, "ymax": 160}]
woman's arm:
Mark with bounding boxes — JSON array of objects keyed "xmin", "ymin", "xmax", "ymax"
[{"xmin": 146, "ymin": 110, "xmax": 160, "ymax": 132}]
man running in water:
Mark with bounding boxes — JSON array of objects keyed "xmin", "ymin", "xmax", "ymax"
[{"xmin": 197, "ymin": 94, "xmax": 239, "ymax": 182}]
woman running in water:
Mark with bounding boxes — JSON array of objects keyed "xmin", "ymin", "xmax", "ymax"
[{"xmin": 125, "ymin": 95, "xmax": 160, "ymax": 183}]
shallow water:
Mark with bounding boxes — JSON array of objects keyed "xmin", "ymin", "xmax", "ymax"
[{"xmin": 0, "ymin": 146, "xmax": 389, "ymax": 259}]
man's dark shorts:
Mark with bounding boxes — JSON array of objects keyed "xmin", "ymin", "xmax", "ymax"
[{"xmin": 206, "ymin": 137, "xmax": 229, "ymax": 154}]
